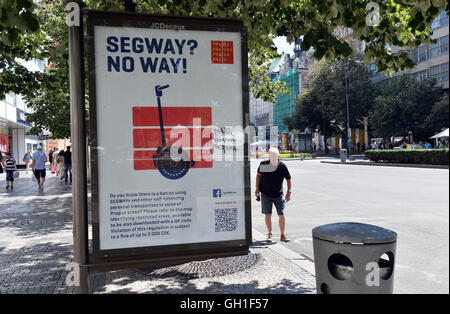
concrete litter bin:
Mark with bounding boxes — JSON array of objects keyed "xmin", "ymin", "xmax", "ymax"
[
  {"xmin": 312, "ymin": 222, "xmax": 397, "ymax": 294},
  {"xmin": 340, "ymin": 149, "xmax": 347, "ymax": 163}
]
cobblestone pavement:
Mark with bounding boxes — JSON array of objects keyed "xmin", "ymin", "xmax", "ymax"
[{"xmin": 0, "ymin": 171, "xmax": 316, "ymax": 294}]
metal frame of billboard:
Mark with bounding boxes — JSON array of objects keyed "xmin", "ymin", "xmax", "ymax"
[{"xmin": 85, "ymin": 10, "xmax": 251, "ymax": 271}]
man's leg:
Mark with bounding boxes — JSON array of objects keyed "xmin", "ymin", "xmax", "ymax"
[
  {"xmin": 69, "ymin": 165, "xmax": 72, "ymax": 183},
  {"xmin": 274, "ymin": 196, "xmax": 289, "ymax": 242},
  {"xmin": 40, "ymin": 170, "xmax": 46, "ymax": 187},
  {"xmin": 278, "ymin": 214, "xmax": 285, "ymax": 236},
  {"xmin": 265, "ymin": 214, "xmax": 272, "ymax": 235},
  {"xmin": 261, "ymin": 193, "xmax": 273, "ymax": 241},
  {"xmin": 64, "ymin": 164, "xmax": 69, "ymax": 182}
]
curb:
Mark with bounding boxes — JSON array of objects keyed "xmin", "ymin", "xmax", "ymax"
[
  {"xmin": 320, "ymin": 160, "xmax": 449, "ymax": 169},
  {"xmin": 252, "ymin": 228, "xmax": 316, "ymax": 277}
]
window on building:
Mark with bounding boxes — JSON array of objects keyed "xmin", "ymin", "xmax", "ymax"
[
  {"xmin": 442, "ymin": 63, "xmax": 449, "ymax": 81},
  {"xmin": 418, "ymin": 45, "xmax": 428, "ymax": 62},
  {"xmin": 430, "ymin": 36, "xmax": 449, "ymax": 57},
  {"xmin": 432, "ymin": 11, "xmax": 449, "ymax": 29},
  {"xmin": 430, "ymin": 41, "xmax": 440, "ymax": 57},
  {"xmin": 429, "ymin": 63, "xmax": 449, "ymax": 82},
  {"xmin": 440, "ymin": 36, "xmax": 449, "ymax": 54},
  {"xmin": 415, "ymin": 70, "xmax": 428, "ymax": 82},
  {"xmin": 4, "ymin": 94, "xmax": 16, "ymax": 107}
]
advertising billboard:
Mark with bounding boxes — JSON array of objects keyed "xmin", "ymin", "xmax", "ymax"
[{"xmin": 87, "ymin": 11, "xmax": 251, "ymax": 259}]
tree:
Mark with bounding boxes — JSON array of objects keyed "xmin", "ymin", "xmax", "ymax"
[
  {"xmin": 424, "ymin": 93, "xmax": 449, "ymax": 134},
  {"xmin": 21, "ymin": 1, "xmax": 73, "ymax": 139},
  {"xmin": 284, "ymin": 84, "xmax": 336, "ymax": 154},
  {"xmin": 368, "ymin": 75, "xmax": 444, "ymax": 141},
  {"xmin": 1, "ymin": 0, "xmax": 448, "ymax": 138},
  {"xmin": 0, "ymin": 0, "xmax": 46, "ymax": 98},
  {"xmin": 285, "ymin": 55, "xmax": 374, "ymax": 152}
]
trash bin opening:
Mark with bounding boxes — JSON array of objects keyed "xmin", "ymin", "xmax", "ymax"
[
  {"xmin": 328, "ymin": 253, "xmax": 354, "ymax": 281},
  {"xmin": 320, "ymin": 283, "xmax": 330, "ymax": 294},
  {"xmin": 378, "ymin": 252, "xmax": 394, "ymax": 280}
]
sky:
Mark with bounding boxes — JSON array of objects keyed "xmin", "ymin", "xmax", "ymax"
[{"xmin": 273, "ymin": 36, "xmax": 294, "ymax": 56}]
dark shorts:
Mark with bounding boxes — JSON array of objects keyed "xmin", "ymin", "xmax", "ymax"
[
  {"xmin": 261, "ymin": 193, "xmax": 285, "ymax": 215},
  {"xmin": 34, "ymin": 169, "xmax": 46, "ymax": 179},
  {"xmin": 6, "ymin": 170, "xmax": 14, "ymax": 182}
]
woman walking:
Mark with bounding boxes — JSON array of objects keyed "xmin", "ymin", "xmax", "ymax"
[
  {"xmin": 23, "ymin": 150, "xmax": 32, "ymax": 173},
  {"xmin": 52, "ymin": 148, "xmax": 59, "ymax": 175},
  {"xmin": 57, "ymin": 149, "xmax": 65, "ymax": 180}
]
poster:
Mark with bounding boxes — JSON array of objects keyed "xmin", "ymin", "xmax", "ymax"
[
  {"xmin": 88, "ymin": 13, "xmax": 250, "ymax": 254},
  {"xmin": 0, "ymin": 134, "xmax": 8, "ymax": 153}
]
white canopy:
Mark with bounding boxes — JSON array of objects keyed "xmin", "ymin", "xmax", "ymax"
[{"xmin": 430, "ymin": 128, "xmax": 449, "ymax": 139}]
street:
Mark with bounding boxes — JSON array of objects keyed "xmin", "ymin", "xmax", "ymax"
[
  {"xmin": 251, "ymin": 158, "xmax": 449, "ymax": 294},
  {"xmin": 0, "ymin": 160, "xmax": 448, "ymax": 294}
]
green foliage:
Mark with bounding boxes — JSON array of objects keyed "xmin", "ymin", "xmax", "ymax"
[
  {"xmin": 424, "ymin": 93, "xmax": 449, "ymax": 133},
  {"xmin": 368, "ymin": 75, "xmax": 445, "ymax": 141},
  {"xmin": 0, "ymin": 0, "xmax": 39, "ymax": 45},
  {"xmin": 285, "ymin": 55, "xmax": 373, "ymax": 150},
  {"xmin": 21, "ymin": 1, "xmax": 73, "ymax": 139},
  {"xmin": 1, "ymin": 0, "xmax": 448, "ymax": 138},
  {"xmin": 365, "ymin": 149, "xmax": 449, "ymax": 165},
  {"xmin": 0, "ymin": 0, "xmax": 47, "ymax": 99}
]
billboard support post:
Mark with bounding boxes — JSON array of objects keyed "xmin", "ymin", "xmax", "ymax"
[{"xmin": 68, "ymin": 1, "xmax": 90, "ymax": 294}]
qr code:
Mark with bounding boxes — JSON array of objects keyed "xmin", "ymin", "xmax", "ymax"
[{"xmin": 215, "ymin": 208, "xmax": 238, "ymax": 232}]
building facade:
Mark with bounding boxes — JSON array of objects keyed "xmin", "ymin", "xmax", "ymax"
[
  {"xmin": 369, "ymin": 11, "xmax": 449, "ymax": 90},
  {"xmin": 272, "ymin": 39, "xmax": 314, "ymax": 134},
  {"xmin": 0, "ymin": 59, "xmax": 45, "ymax": 165}
]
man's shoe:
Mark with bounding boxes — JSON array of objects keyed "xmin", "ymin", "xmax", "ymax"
[
  {"xmin": 280, "ymin": 234, "xmax": 290, "ymax": 242},
  {"xmin": 267, "ymin": 233, "xmax": 272, "ymax": 242}
]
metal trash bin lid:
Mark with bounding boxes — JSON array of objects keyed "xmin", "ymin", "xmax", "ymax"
[{"xmin": 312, "ymin": 222, "xmax": 397, "ymax": 244}]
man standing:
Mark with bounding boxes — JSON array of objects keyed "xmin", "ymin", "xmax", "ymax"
[
  {"xmin": 64, "ymin": 146, "xmax": 72, "ymax": 184},
  {"xmin": 32, "ymin": 146, "xmax": 47, "ymax": 190},
  {"xmin": 255, "ymin": 148, "xmax": 292, "ymax": 242}
]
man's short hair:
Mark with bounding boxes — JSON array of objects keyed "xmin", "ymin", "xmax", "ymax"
[{"xmin": 268, "ymin": 147, "xmax": 279, "ymax": 156}]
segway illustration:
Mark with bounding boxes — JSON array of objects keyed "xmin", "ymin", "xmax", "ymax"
[{"xmin": 152, "ymin": 84, "xmax": 195, "ymax": 180}]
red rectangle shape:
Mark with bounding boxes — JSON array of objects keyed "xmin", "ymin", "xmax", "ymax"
[
  {"xmin": 133, "ymin": 149, "xmax": 213, "ymax": 170},
  {"xmin": 211, "ymin": 41, "xmax": 233, "ymax": 64},
  {"xmin": 211, "ymin": 40, "xmax": 223, "ymax": 64},
  {"xmin": 133, "ymin": 107, "xmax": 212, "ymax": 127},
  {"xmin": 133, "ymin": 128, "xmax": 213, "ymax": 148},
  {"xmin": 222, "ymin": 41, "xmax": 234, "ymax": 64}
]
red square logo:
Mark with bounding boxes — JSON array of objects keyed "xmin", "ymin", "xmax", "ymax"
[{"xmin": 211, "ymin": 41, "xmax": 233, "ymax": 64}]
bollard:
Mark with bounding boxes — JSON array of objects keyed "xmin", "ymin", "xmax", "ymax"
[{"xmin": 340, "ymin": 149, "xmax": 347, "ymax": 163}]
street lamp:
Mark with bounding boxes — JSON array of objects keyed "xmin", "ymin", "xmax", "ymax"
[{"xmin": 344, "ymin": 69, "xmax": 352, "ymax": 157}]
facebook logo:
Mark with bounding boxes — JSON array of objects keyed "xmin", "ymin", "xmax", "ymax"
[{"xmin": 213, "ymin": 189, "xmax": 222, "ymax": 198}]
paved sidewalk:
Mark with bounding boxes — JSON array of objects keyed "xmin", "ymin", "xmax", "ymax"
[{"xmin": 0, "ymin": 171, "xmax": 316, "ymax": 294}]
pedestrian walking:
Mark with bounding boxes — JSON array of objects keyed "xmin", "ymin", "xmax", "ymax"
[
  {"xmin": 52, "ymin": 148, "xmax": 60, "ymax": 175},
  {"xmin": 49, "ymin": 148, "xmax": 54, "ymax": 173},
  {"xmin": 32, "ymin": 146, "xmax": 47, "ymax": 190},
  {"xmin": 23, "ymin": 150, "xmax": 32, "ymax": 173},
  {"xmin": 57, "ymin": 150, "xmax": 65, "ymax": 180},
  {"xmin": 0, "ymin": 150, "xmax": 4, "ymax": 174},
  {"xmin": 63, "ymin": 146, "xmax": 72, "ymax": 184},
  {"xmin": 255, "ymin": 147, "xmax": 292, "ymax": 243},
  {"xmin": 4, "ymin": 152, "xmax": 17, "ymax": 189}
]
